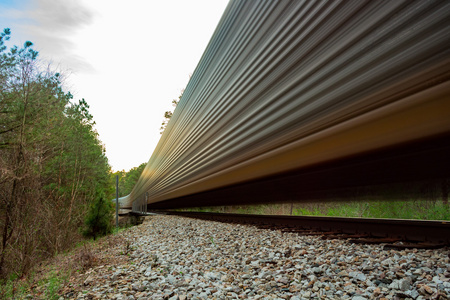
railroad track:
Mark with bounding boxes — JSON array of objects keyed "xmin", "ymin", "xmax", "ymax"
[{"xmin": 158, "ymin": 211, "xmax": 450, "ymax": 249}]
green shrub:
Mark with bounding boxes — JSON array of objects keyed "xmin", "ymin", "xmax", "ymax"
[{"xmin": 82, "ymin": 191, "xmax": 114, "ymax": 240}]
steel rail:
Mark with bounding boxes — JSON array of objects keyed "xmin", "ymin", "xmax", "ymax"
[{"xmin": 162, "ymin": 211, "xmax": 450, "ymax": 246}]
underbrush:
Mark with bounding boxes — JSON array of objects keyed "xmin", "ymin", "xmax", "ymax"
[
  {"xmin": 181, "ymin": 199, "xmax": 450, "ymax": 221},
  {"xmin": 0, "ymin": 226, "xmax": 130, "ymax": 299},
  {"xmin": 0, "ymin": 243, "xmax": 95, "ymax": 299},
  {"xmin": 293, "ymin": 200, "xmax": 450, "ymax": 220}
]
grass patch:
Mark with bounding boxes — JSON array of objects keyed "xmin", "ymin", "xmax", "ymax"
[
  {"xmin": 0, "ymin": 217, "xmax": 141, "ymax": 299},
  {"xmin": 41, "ymin": 271, "xmax": 66, "ymax": 300},
  {"xmin": 0, "ymin": 238, "xmax": 99, "ymax": 299},
  {"xmin": 0, "ymin": 269, "xmax": 66, "ymax": 300},
  {"xmin": 292, "ymin": 200, "xmax": 450, "ymax": 220}
]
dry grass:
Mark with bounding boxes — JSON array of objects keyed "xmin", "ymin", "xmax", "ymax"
[{"xmin": 0, "ymin": 230, "xmax": 130, "ymax": 299}]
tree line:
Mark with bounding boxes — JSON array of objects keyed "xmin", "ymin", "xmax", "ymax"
[
  {"xmin": 111, "ymin": 162, "xmax": 146, "ymax": 197},
  {"xmin": 0, "ymin": 28, "xmax": 113, "ymax": 279}
]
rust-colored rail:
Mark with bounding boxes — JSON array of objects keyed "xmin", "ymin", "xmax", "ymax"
[{"xmin": 160, "ymin": 211, "xmax": 450, "ymax": 247}]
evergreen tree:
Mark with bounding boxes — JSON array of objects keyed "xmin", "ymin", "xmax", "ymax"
[
  {"xmin": 0, "ymin": 28, "xmax": 112, "ymax": 278},
  {"xmin": 82, "ymin": 189, "xmax": 113, "ymax": 240}
]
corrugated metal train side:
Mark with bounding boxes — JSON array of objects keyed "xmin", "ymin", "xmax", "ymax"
[{"xmin": 122, "ymin": 0, "xmax": 450, "ymax": 210}]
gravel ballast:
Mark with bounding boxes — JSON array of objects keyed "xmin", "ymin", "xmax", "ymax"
[{"xmin": 64, "ymin": 215, "xmax": 449, "ymax": 300}]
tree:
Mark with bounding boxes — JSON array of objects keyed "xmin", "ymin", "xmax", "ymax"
[
  {"xmin": 111, "ymin": 162, "xmax": 146, "ymax": 197},
  {"xmin": 0, "ymin": 29, "xmax": 56, "ymax": 276},
  {"xmin": 0, "ymin": 28, "xmax": 112, "ymax": 279},
  {"xmin": 82, "ymin": 189, "xmax": 113, "ymax": 240},
  {"xmin": 159, "ymin": 89, "xmax": 183, "ymax": 134}
]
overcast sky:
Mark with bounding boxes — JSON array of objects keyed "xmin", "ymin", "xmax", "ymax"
[{"xmin": 0, "ymin": 0, "xmax": 229, "ymax": 171}]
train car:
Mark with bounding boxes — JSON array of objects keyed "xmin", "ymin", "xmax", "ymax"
[{"xmin": 123, "ymin": 0, "xmax": 450, "ymax": 211}]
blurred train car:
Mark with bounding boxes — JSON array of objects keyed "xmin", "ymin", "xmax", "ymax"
[{"xmin": 123, "ymin": 0, "xmax": 450, "ymax": 210}]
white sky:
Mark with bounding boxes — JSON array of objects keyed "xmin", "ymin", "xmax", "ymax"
[{"xmin": 0, "ymin": 0, "xmax": 229, "ymax": 171}]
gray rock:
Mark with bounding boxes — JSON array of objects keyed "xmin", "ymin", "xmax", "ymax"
[
  {"xmin": 204, "ymin": 272, "xmax": 219, "ymax": 281},
  {"xmin": 132, "ymin": 283, "xmax": 144, "ymax": 292},
  {"xmin": 349, "ymin": 272, "xmax": 366, "ymax": 281},
  {"xmin": 404, "ymin": 289, "xmax": 420, "ymax": 299},
  {"xmin": 302, "ymin": 291, "xmax": 311, "ymax": 298},
  {"xmin": 61, "ymin": 215, "xmax": 449, "ymax": 300},
  {"xmin": 389, "ymin": 278, "xmax": 411, "ymax": 291}
]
